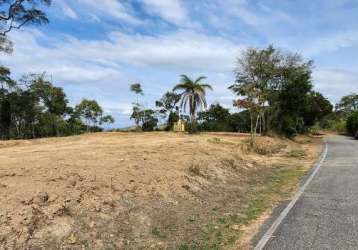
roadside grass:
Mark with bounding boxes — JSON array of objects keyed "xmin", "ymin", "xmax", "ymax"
[
  {"xmin": 178, "ymin": 164, "xmax": 306, "ymax": 250},
  {"xmin": 286, "ymin": 149, "xmax": 307, "ymax": 158}
]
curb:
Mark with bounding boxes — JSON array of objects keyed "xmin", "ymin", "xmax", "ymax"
[{"xmin": 254, "ymin": 140, "xmax": 328, "ymax": 250}]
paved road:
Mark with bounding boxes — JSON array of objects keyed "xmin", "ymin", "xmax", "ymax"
[{"xmin": 264, "ymin": 136, "xmax": 358, "ymax": 250}]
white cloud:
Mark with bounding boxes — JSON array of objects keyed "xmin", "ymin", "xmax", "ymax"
[
  {"xmin": 303, "ymin": 30, "xmax": 358, "ymax": 56},
  {"xmin": 62, "ymin": 4, "xmax": 78, "ymax": 20},
  {"xmin": 76, "ymin": 0, "xmax": 142, "ymax": 25},
  {"xmin": 9, "ymin": 29, "xmax": 242, "ymax": 74},
  {"xmin": 142, "ymin": 0, "xmax": 186, "ymax": 24},
  {"xmin": 313, "ymin": 69, "xmax": 358, "ymax": 102}
]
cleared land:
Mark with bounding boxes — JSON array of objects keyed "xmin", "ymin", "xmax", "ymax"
[{"xmin": 0, "ymin": 132, "xmax": 322, "ymax": 249}]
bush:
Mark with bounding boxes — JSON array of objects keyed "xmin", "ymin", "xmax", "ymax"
[{"xmin": 346, "ymin": 111, "xmax": 358, "ymax": 136}]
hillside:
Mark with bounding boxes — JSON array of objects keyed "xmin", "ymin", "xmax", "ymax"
[{"xmin": 0, "ymin": 132, "xmax": 322, "ymax": 249}]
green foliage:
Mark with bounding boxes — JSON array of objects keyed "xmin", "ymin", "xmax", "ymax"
[
  {"xmin": 75, "ymin": 99, "xmax": 103, "ymax": 131},
  {"xmin": 130, "ymin": 107, "xmax": 158, "ymax": 131},
  {"xmin": 0, "ymin": 70, "xmax": 113, "ymax": 139},
  {"xmin": 347, "ymin": 111, "xmax": 358, "ymax": 136},
  {"xmin": 130, "ymin": 83, "xmax": 143, "ymax": 96},
  {"xmin": 229, "ymin": 111, "xmax": 251, "ymax": 133},
  {"xmin": 303, "ymin": 91, "xmax": 333, "ymax": 127},
  {"xmin": 336, "ymin": 93, "xmax": 358, "ymax": 116},
  {"xmin": 230, "ymin": 45, "xmax": 329, "ymax": 138},
  {"xmin": 198, "ymin": 104, "xmax": 232, "ymax": 132},
  {"xmin": 155, "ymin": 91, "xmax": 180, "ymax": 130},
  {"xmin": 141, "ymin": 109, "xmax": 158, "ymax": 131}
]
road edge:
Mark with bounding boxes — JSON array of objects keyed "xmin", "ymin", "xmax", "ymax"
[{"xmin": 253, "ymin": 139, "xmax": 328, "ymax": 250}]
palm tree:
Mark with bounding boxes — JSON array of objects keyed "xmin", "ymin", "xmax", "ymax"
[{"xmin": 173, "ymin": 75, "xmax": 213, "ymax": 126}]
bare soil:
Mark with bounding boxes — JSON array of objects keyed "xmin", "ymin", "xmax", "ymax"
[{"xmin": 0, "ymin": 132, "xmax": 322, "ymax": 249}]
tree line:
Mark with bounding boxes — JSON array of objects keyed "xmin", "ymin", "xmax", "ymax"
[
  {"xmin": 1, "ymin": 1, "xmax": 356, "ymax": 140},
  {"xmin": 0, "ymin": 70, "xmax": 114, "ymax": 139},
  {"xmin": 128, "ymin": 46, "xmax": 337, "ymax": 142}
]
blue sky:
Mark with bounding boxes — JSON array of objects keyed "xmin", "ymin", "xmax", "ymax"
[{"xmin": 2, "ymin": 0, "xmax": 358, "ymax": 127}]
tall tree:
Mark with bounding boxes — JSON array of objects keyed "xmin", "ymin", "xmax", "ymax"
[
  {"xmin": 0, "ymin": 0, "xmax": 51, "ymax": 53},
  {"xmin": 173, "ymin": 75, "xmax": 213, "ymax": 130},
  {"xmin": 130, "ymin": 83, "xmax": 143, "ymax": 105},
  {"xmin": 130, "ymin": 83, "xmax": 143, "ymax": 128},
  {"xmin": 230, "ymin": 46, "xmax": 316, "ymax": 139},
  {"xmin": 29, "ymin": 74, "xmax": 68, "ymax": 136}
]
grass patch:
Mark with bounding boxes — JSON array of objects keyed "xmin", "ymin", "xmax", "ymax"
[
  {"xmin": 287, "ymin": 149, "xmax": 306, "ymax": 158},
  {"xmin": 177, "ymin": 164, "xmax": 306, "ymax": 249},
  {"xmin": 151, "ymin": 227, "xmax": 166, "ymax": 238},
  {"xmin": 241, "ymin": 139, "xmax": 287, "ymax": 155},
  {"xmin": 208, "ymin": 137, "xmax": 221, "ymax": 144}
]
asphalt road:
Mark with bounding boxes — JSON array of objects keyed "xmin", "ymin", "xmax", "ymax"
[{"xmin": 264, "ymin": 136, "xmax": 358, "ymax": 250}]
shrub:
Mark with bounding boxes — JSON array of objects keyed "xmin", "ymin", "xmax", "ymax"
[{"xmin": 346, "ymin": 111, "xmax": 358, "ymax": 136}]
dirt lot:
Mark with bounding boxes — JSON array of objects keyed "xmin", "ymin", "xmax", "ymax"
[{"xmin": 0, "ymin": 132, "xmax": 322, "ymax": 249}]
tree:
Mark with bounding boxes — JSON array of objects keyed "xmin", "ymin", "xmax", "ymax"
[
  {"xmin": 75, "ymin": 99, "xmax": 105, "ymax": 132},
  {"xmin": 229, "ymin": 46, "xmax": 281, "ymax": 143},
  {"xmin": 173, "ymin": 75, "xmax": 213, "ymax": 131},
  {"xmin": 0, "ymin": 66, "xmax": 15, "ymax": 90},
  {"xmin": 155, "ymin": 91, "xmax": 181, "ymax": 130},
  {"xmin": 197, "ymin": 103, "xmax": 232, "ymax": 132},
  {"xmin": 347, "ymin": 111, "xmax": 358, "ymax": 137},
  {"xmin": 29, "ymin": 74, "xmax": 68, "ymax": 136},
  {"xmin": 336, "ymin": 93, "xmax": 358, "ymax": 115},
  {"xmin": 100, "ymin": 115, "xmax": 114, "ymax": 125},
  {"xmin": 130, "ymin": 83, "xmax": 143, "ymax": 128},
  {"xmin": 230, "ymin": 46, "xmax": 317, "ymax": 139},
  {"xmin": 271, "ymin": 54, "xmax": 314, "ymax": 137},
  {"xmin": 130, "ymin": 83, "xmax": 143, "ymax": 104},
  {"xmin": 0, "ymin": 0, "xmax": 51, "ymax": 53},
  {"xmin": 303, "ymin": 91, "xmax": 333, "ymax": 127}
]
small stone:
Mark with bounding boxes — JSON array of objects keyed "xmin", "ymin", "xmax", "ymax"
[{"xmin": 67, "ymin": 233, "xmax": 77, "ymax": 244}]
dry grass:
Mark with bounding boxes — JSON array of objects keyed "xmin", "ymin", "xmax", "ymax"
[{"xmin": 0, "ymin": 132, "xmax": 322, "ymax": 249}]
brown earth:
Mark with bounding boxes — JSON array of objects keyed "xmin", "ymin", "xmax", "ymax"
[{"xmin": 0, "ymin": 132, "xmax": 322, "ymax": 249}]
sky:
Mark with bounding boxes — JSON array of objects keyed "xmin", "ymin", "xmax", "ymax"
[{"xmin": 1, "ymin": 0, "xmax": 358, "ymax": 128}]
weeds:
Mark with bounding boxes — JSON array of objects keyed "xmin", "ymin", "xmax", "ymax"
[
  {"xmin": 287, "ymin": 149, "xmax": 306, "ymax": 158},
  {"xmin": 188, "ymin": 164, "xmax": 201, "ymax": 176},
  {"xmin": 177, "ymin": 164, "xmax": 306, "ymax": 249},
  {"xmin": 208, "ymin": 137, "xmax": 221, "ymax": 144},
  {"xmin": 151, "ymin": 227, "xmax": 166, "ymax": 238}
]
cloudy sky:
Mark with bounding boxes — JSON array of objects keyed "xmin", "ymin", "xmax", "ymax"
[{"xmin": 2, "ymin": 0, "xmax": 358, "ymax": 127}]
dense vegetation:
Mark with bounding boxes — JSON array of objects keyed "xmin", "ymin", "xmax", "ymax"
[
  {"xmin": 0, "ymin": 70, "xmax": 114, "ymax": 139},
  {"xmin": 347, "ymin": 111, "xmax": 358, "ymax": 137},
  {"xmin": 319, "ymin": 93, "xmax": 358, "ymax": 137}
]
